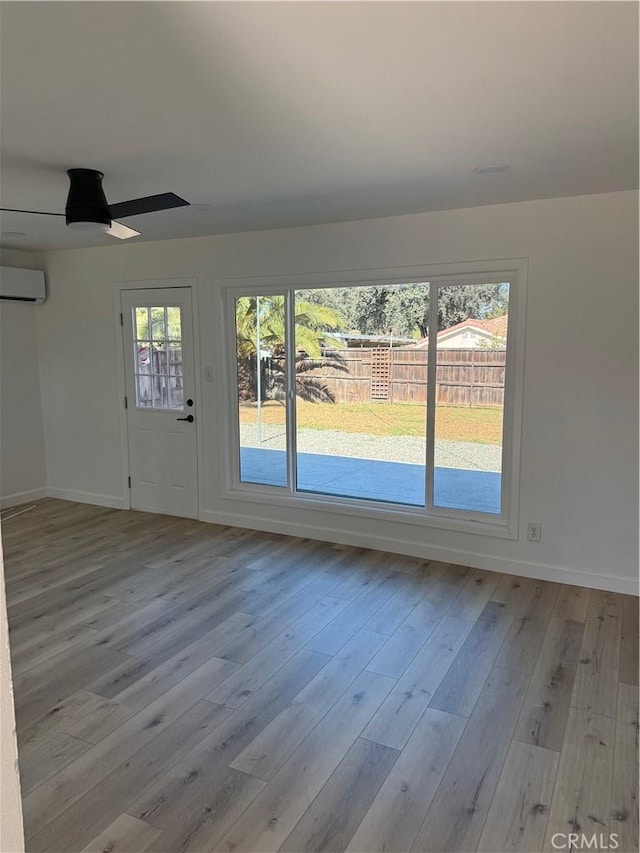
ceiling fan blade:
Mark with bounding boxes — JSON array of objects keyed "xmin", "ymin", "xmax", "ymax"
[
  {"xmin": 108, "ymin": 192, "xmax": 189, "ymax": 219},
  {"xmin": 106, "ymin": 221, "xmax": 141, "ymax": 240},
  {"xmin": 0, "ymin": 207, "xmax": 64, "ymax": 216}
]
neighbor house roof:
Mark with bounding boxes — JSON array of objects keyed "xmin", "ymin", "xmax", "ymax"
[
  {"xmin": 409, "ymin": 315, "xmax": 508, "ymax": 348},
  {"xmin": 440, "ymin": 315, "xmax": 508, "ymax": 339}
]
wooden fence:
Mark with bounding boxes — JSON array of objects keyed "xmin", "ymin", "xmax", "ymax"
[{"xmin": 302, "ymin": 347, "xmax": 506, "ymax": 407}]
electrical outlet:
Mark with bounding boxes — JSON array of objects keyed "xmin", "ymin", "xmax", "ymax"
[{"xmin": 527, "ymin": 522, "xmax": 542, "ymax": 543}]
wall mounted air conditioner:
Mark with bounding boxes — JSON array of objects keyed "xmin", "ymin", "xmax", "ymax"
[{"xmin": 0, "ymin": 267, "xmax": 46, "ymax": 304}]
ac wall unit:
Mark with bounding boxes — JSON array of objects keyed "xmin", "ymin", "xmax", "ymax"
[{"xmin": 0, "ymin": 267, "xmax": 46, "ymax": 303}]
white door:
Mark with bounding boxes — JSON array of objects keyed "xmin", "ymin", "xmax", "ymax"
[{"xmin": 121, "ymin": 287, "xmax": 198, "ymax": 518}]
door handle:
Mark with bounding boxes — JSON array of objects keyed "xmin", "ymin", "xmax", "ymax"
[{"xmin": 176, "ymin": 414, "xmax": 194, "ymax": 423}]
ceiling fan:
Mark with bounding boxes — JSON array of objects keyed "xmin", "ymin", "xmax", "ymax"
[{"xmin": 0, "ymin": 168, "xmax": 189, "ymax": 240}]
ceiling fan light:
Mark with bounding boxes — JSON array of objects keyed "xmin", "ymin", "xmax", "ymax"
[
  {"xmin": 67, "ymin": 220, "xmax": 110, "ymax": 233},
  {"xmin": 106, "ymin": 221, "xmax": 140, "ymax": 240}
]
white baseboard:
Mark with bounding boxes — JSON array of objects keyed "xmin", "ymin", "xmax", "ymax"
[
  {"xmin": 200, "ymin": 507, "xmax": 639, "ymax": 596},
  {"xmin": 47, "ymin": 487, "xmax": 128, "ymax": 510},
  {"xmin": 0, "ymin": 487, "xmax": 48, "ymax": 509},
  {"xmin": 10, "ymin": 486, "xmax": 633, "ymax": 594}
]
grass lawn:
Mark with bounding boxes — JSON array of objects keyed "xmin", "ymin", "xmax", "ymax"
[{"xmin": 239, "ymin": 401, "xmax": 503, "ymax": 444}]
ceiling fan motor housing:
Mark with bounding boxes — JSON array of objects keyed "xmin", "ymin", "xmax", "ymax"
[{"xmin": 65, "ymin": 168, "xmax": 111, "ymax": 227}]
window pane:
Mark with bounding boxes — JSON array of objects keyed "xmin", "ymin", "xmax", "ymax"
[
  {"xmin": 168, "ymin": 344, "xmax": 183, "ymax": 375},
  {"xmin": 136, "ymin": 375, "xmax": 154, "ymax": 407},
  {"xmin": 152, "ymin": 375, "xmax": 167, "ymax": 408},
  {"xmin": 134, "ymin": 307, "xmax": 149, "ymax": 339},
  {"xmin": 154, "ymin": 344, "xmax": 167, "ymax": 375},
  {"xmin": 236, "ymin": 295, "xmax": 287, "ymax": 487},
  {"xmin": 136, "ymin": 342, "xmax": 152, "ymax": 374},
  {"xmin": 294, "ymin": 283, "xmax": 428, "ymax": 507},
  {"xmin": 167, "ymin": 306, "xmax": 182, "ymax": 340},
  {"xmin": 168, "ymin": 376, "xmax": 184, "ymax": 410},
  {"xmin": 433, "ymin": 282, "xmax": 509, "ymax": 515},
  {"xmin": 150, "ymin": 307, "xmax": 166, "ymax": 340}
]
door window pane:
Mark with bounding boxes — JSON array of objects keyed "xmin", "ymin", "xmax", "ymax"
[
  {"xmin": 132, "ymin": 305, "xmax": 184, "ymax": 411},
  {"xmin": 135, "ymin": 307, "xmax": 150, "ymax": 339},
  {"xmin": 154, "ymin": 345, "xmax": 168, "ymax": 375},
  {"xmin": 294, "ymin": 283, "xmax": 428, "ymax": 507},
  {"xmin": 168, "ymin": 344, "xmax": 183, "ymax": 375},
  {"xmin": 136, "ymin": 342, "xmax": 152, "ymax": 374},
  {"xmin": 433, "ymin": 283, "xmax": 509, "ymax": 515},
  {"xmin": 168, "ymin": 376, "xmax": 184, "ymax": 409},
  {"xmin": 137, "ymin": 375, "xmax": 154, "ymax": 407},
  {"xmin": 152, "ymin": 375, "xmax": 167, "ymax": 408},
  {"xmin": 150, "ymin": 307, "xmax": 166, "ymax": 340},
  {"xmin": 167, "ymin": 307, "xmax": 182, "ymax": 340},
  {"xmin": 236, "ymin": 295, "xmax": 287, "ymax": 487}
]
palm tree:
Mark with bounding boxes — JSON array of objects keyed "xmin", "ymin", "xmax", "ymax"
[{"xmin": 235, "ymin": 295, "xmax": 348, "ymax": 403}]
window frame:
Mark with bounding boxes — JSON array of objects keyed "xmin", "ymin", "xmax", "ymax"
[{"xmin": 220, "ymin": 258, "xmax": 527, "ymax": 539}]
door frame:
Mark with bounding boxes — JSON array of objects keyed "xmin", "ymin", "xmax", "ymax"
[{"xmin": 114, "ymin": 278, "xmax": 202, "ymax": 516}]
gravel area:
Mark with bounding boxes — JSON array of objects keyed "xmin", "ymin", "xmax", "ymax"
[{"xmin": 240, "ymin": 423, "xmax": 502, "ymax": 472}]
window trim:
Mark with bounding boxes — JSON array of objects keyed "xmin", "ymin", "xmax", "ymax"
[{"xmin": 219, "ymin": 258, "xmax": 527, "ymax": 540}]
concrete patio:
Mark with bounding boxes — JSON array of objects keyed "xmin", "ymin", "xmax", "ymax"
[{"xmin": 240, "ymin": 446, "xmax": 501, "ymax": 514}]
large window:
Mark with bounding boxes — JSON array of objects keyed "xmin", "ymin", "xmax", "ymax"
[{"xmin": 228, "ymin": 266, "xmax": 524, "ymax": 531}]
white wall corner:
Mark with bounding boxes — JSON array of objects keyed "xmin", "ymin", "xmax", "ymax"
[{"xmin": 0, "ymin": 488, "xmax": 48, "ymax": 510}]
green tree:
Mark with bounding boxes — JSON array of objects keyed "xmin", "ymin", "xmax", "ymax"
[
  {"xmin": 305, "ymin": 283, "xmax": 508, "ymax": 338},
  {"xmin": 435, "ymin": 284, "xmax": 508, "ymax": 331},
  {"xmin": 235, "ymin": 295, "xmax": 347, "ymax": 403}
]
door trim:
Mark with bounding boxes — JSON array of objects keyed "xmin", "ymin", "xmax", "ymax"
[{"xmin": 114, "ymin": 278, "xmax": 202, "ymax": 516}]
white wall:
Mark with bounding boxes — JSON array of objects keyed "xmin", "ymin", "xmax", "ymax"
[
  {"xmin": 0, "ymin": 249, "xmax": 47, "ymax": 507},
  {"xmin": 37, "ymin": 191, "xmax": 639, "ymax": 593}
]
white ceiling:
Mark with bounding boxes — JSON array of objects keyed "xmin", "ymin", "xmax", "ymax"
[{"xmin": 1, "ymin": 1, "xmax": 637, "ymax": 251}]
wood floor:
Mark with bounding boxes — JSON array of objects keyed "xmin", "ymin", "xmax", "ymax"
[{"xmin": 2, "ymin": 499, "xmax": 638, "ymax": 853}]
